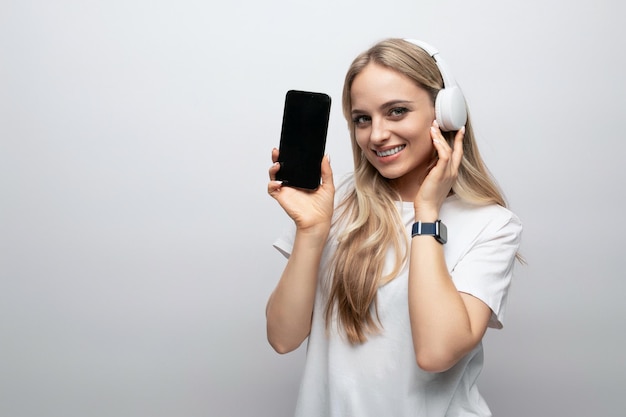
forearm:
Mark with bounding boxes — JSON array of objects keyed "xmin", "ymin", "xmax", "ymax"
[
  {"xmin": 266, "ymin": 226, "xmax": 329, "ymax": 353},
  {"xmin": 408, "ymin": 235, "xmax": 484, "ymax": 372}
]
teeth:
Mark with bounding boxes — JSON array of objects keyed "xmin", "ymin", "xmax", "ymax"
[{"xmin": 376, "ymin": 145, "xmax": 405, "ymax": 157}]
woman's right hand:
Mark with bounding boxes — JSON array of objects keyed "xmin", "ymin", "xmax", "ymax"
[{"xmin": 267, "ymin": 148, "xmax": 335, "ymax": 234}]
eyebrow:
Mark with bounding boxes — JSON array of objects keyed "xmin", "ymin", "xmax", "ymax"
[{"xmin": 351, "ymin": 99, "xmax": 414, "ymax": 115}]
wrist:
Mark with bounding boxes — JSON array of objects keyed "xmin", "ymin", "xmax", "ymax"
[
  {"xmin": 296, "ymin": 222, "xmax": 331, "ymax": 240},
  {"xmin": 413, "ymin": 206, "xmax": 439, "ymax": 222}
]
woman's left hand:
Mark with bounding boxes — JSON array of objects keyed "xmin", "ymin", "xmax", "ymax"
[{"xmin": 414, "ymin": 120, "xmax": 465, "ymax": 220}]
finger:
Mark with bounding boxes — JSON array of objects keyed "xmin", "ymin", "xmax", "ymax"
[
  {"xmin": 431, "ymin": 132, "xmax": 451, "ymax": 166},
  {"xmin": 268, "ymin": 161, "xmax": 280, "ymax": 181},
  {"xmin": 269, "ymin": 148, "xmax": 281, "ymax": 180},
  {"xmin": 320, "ymin": 154, "xmax": 334, "ymax": 188},
  {"xmin": 431, "ymin": 121, "xmax": 451, "ymax": 153},
  {"xmin": 451, "ymin": 126, "xmax": 465, "ymax": 167},
  {"xmin": 267, "ymin": 180, "xmax": 283, "ymax": 196}
]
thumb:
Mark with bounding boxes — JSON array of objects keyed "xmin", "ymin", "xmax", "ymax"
[{"xmin": 320, "ymin": 154, "xmax": 334, "ymax": 188}]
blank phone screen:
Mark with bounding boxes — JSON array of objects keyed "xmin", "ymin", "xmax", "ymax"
[{"xmin": 276, "ymin": 90, "xmax": 331, "ymax": 190}]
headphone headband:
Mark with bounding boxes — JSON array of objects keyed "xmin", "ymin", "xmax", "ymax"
[{"xmin": 403, "ymin": 39, "xmax": 467, "ymax": 131}]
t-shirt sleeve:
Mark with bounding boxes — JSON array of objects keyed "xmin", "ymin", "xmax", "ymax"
[
  {"xmin": 450, "ymin": 211, "xmax": 523, "ymax": 329},
  {"xmin": 273, "ymin": 222, "xmax": 296, "ymax": 259}
]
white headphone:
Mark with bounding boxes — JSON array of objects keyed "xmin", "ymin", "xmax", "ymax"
[{"xmin": 403, "ymin": 39, "xmax": 467, "ymax": 132}]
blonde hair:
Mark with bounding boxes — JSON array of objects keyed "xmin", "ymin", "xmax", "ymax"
[{"xmin": 325, "ymin": 38, "xmax": 508, "ymax": 344}]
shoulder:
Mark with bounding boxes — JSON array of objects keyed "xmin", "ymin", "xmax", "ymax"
[
  {"xmin": 442, "ymin": 196, "xmax": 522, "ymax": 238},
  {"xmin": 441, "ymin": 196, "xmax": 522, "ymax": 265},
  {"xmin": 441, "ymin": 197, "xmax": 523, "ymax": 328}
]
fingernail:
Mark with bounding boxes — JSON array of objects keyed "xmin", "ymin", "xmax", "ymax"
[
  {"xmin": 460, "ymin": 126, "xmax": 466, "ymax": 135},
  {"xmin": 433, "ymin": 120, "xmax": 440, "ymax": 128}
]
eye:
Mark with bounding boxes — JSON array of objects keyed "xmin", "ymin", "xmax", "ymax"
[
  {"xmin": 352, "ymin": 114, "xmax": 371, "ymax": 126},
  {"xmin": 389, "ymin": 107, "xmax": 409, "ymax": 118}
]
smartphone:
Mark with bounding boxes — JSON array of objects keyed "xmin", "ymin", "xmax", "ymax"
[{"xmin": 276, "ymin": 90, "xmax": 331, "ymax": 190}]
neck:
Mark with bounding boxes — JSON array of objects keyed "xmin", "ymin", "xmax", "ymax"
[{"xmin": 388, "ymin": 164, "xmax": 431, "ymax": 203}]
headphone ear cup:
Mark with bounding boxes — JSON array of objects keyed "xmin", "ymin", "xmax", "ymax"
[{"xmin": 435, "ymin": 86, "xmax": 467, "ymax": 132}]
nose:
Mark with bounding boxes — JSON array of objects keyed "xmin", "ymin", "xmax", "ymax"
[{"xmin": 370, "ymin": 117, "xmax": 390, "ymax": 144}]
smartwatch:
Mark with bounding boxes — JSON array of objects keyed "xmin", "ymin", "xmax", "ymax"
[{"xmin": 411, "ymin": 220, "xmax": 447, "ymax": 244}]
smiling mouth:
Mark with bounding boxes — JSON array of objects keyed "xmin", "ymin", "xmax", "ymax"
[{"xmin": 376, "ymin": 145, "xmax": 405, "ymax": 157}]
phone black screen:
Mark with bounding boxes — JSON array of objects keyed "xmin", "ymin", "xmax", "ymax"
[{"xmin": 276, "ymin": 90, "xmax": 331, "ymax": 190}]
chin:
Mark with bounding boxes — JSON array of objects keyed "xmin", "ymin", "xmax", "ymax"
[{"xmin": 375, "ymin": 170, "xmax": 403, "ymax": 181}]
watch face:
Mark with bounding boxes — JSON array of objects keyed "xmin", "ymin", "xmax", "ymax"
[{"xmin": 436, "ymin": 221, "xmax": 448, "ymax": 244}]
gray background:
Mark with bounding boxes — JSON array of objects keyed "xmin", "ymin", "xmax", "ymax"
[{"xmin": 1, "ymin": 0, "xmax": 624, "ymax": 416}]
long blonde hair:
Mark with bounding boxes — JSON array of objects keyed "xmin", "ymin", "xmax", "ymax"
[{"xmin": 325, "ymin": 38, "xmax": 508, "ymax": 344}]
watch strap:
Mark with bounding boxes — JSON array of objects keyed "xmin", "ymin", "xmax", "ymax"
[{"xmin": 411, "ymin": 220, "xmax": 447, "ymax": 244}]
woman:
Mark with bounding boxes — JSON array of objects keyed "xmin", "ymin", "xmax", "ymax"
[{"xmin": 266, "ymin": 38, "xmax": 522, "ymax": 417}]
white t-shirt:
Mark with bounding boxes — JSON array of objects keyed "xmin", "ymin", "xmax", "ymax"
[{"xmin": 273, "ymin": 176, "xmax": 522, "ymax": 417}]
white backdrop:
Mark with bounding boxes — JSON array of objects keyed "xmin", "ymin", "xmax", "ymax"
[{"xmin": 1, "ymin": 1, "xmax": 625, "ymax": 416}]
